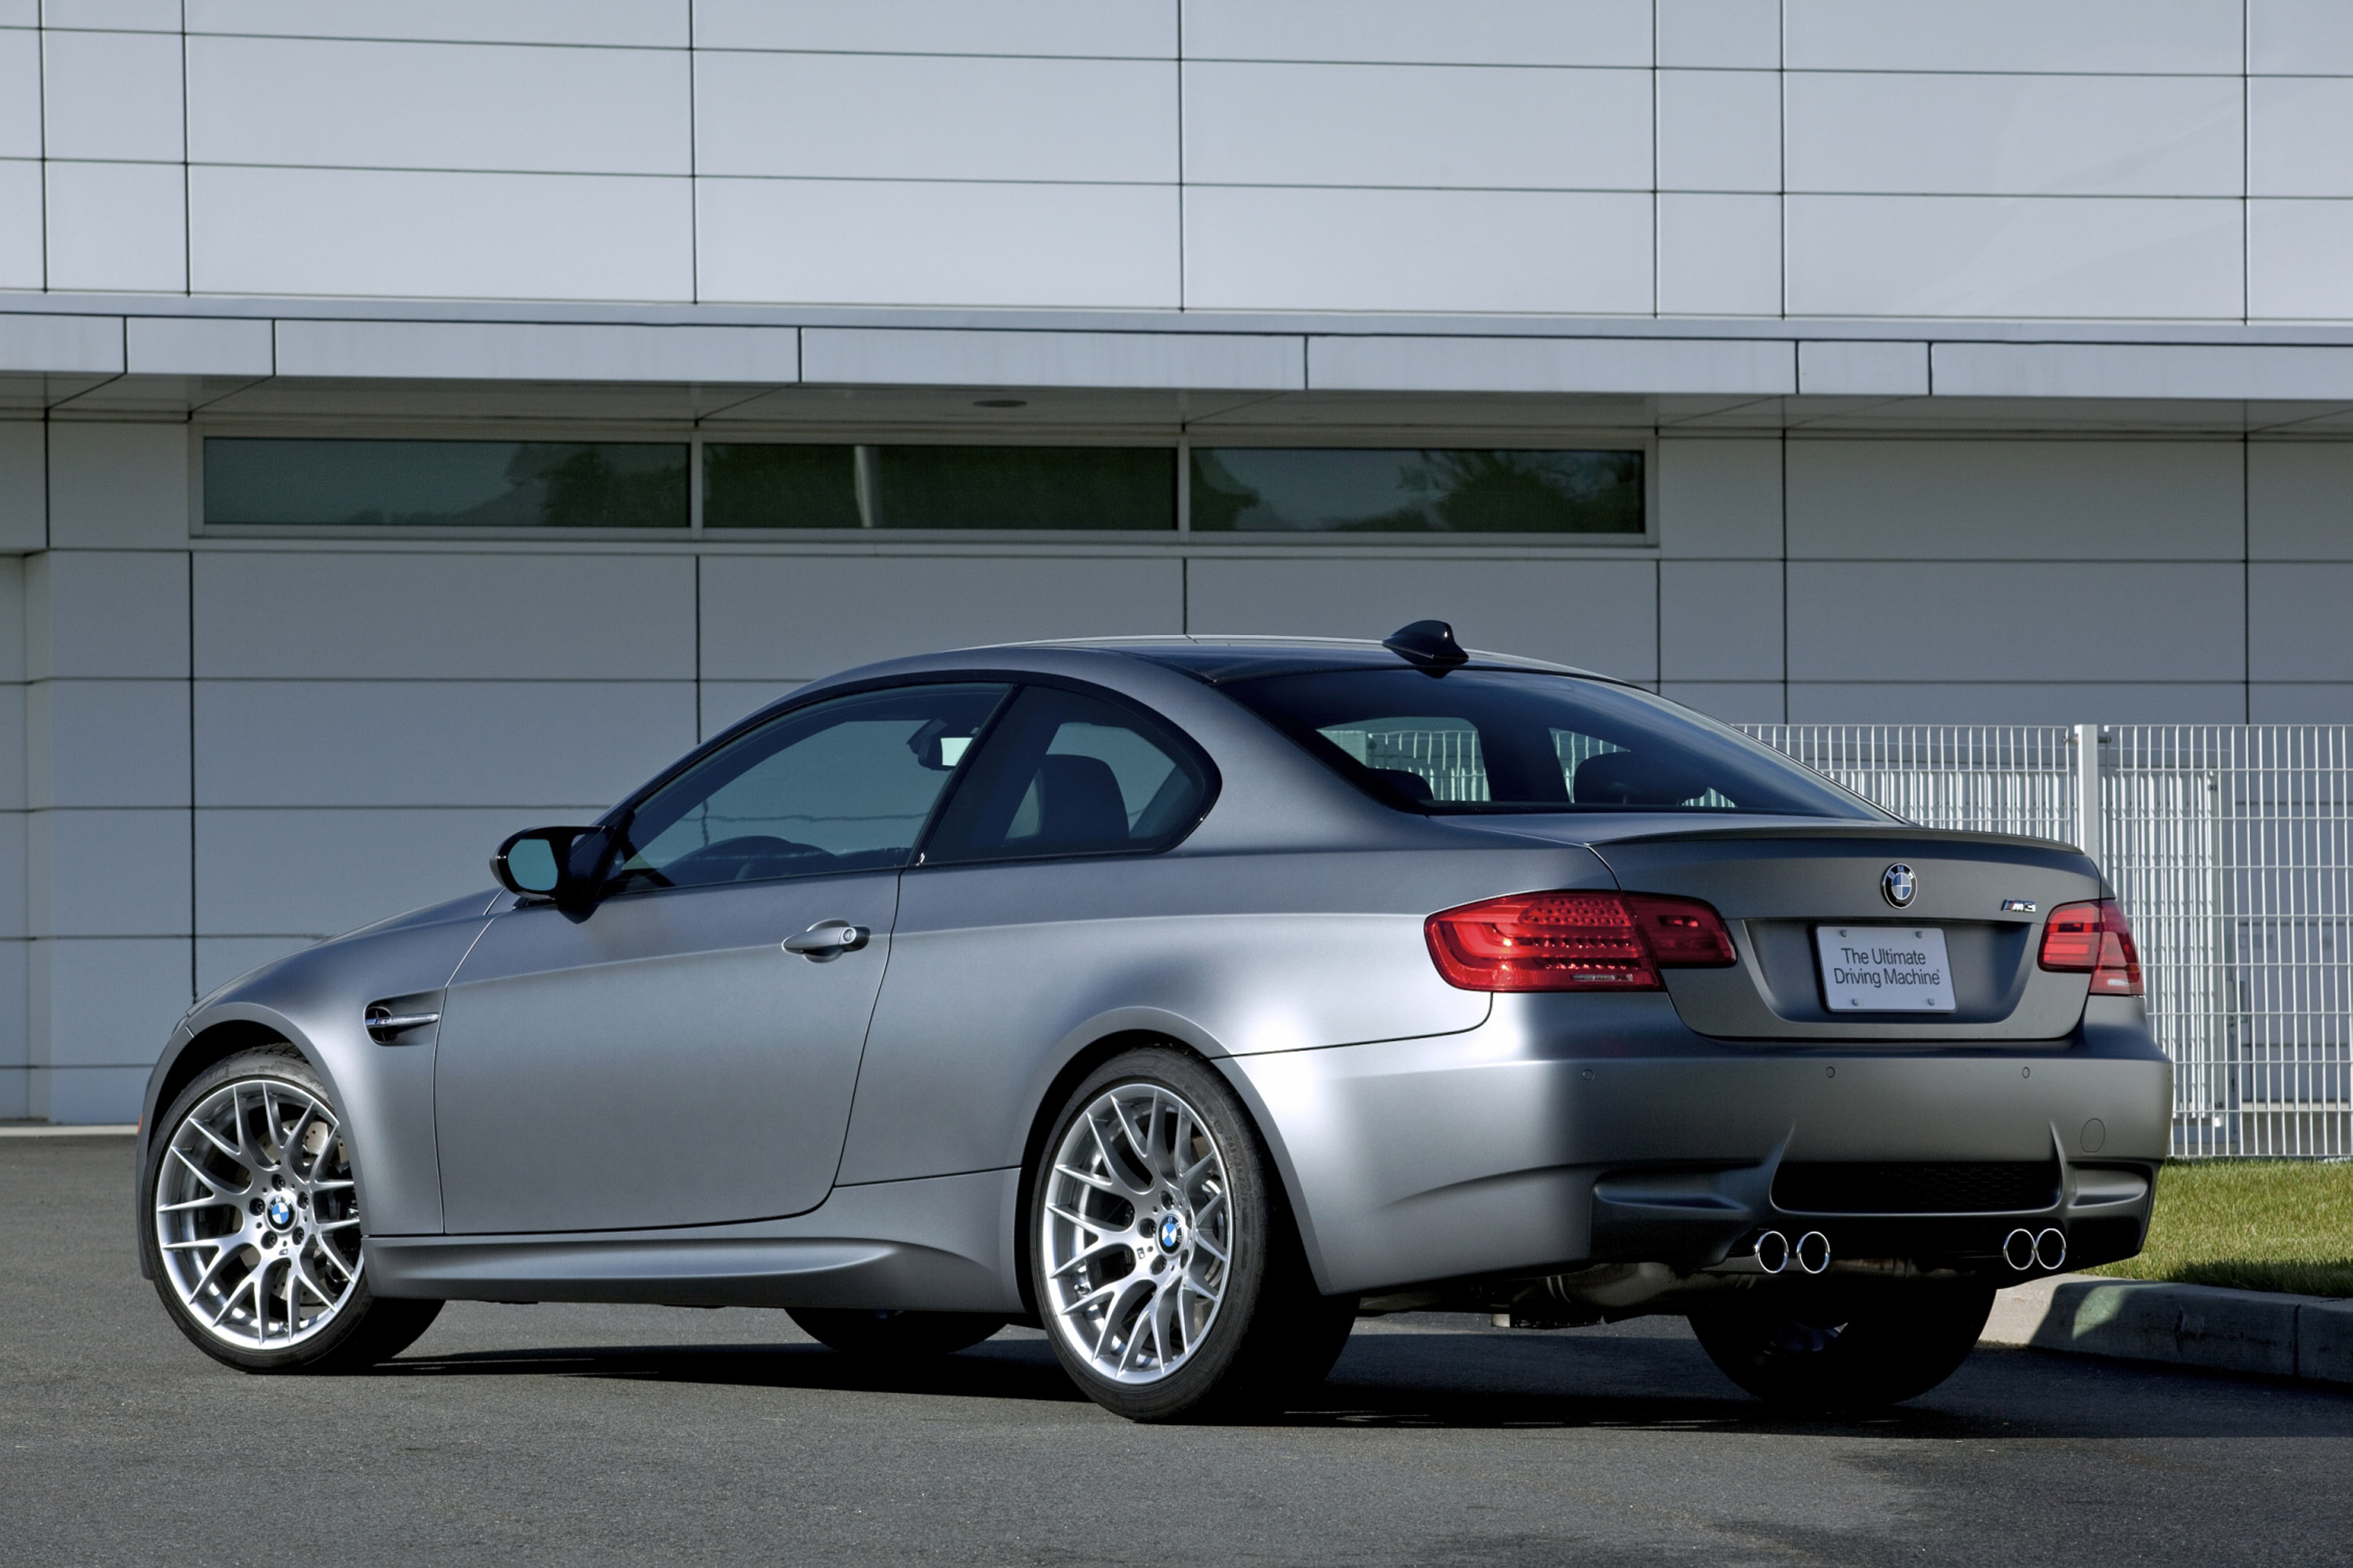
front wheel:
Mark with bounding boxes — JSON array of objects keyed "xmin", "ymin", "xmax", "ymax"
[
  {"xmin": 140, "ymin": 1046, "xmax": 442, "ymax": 1373},
  {"xmin": 1029, "ymin": 1047, "xmax": 1355, "ymax": 1423},
  {"xmin": 1689, "ymin": 1279, "xmax": 1996, "ymax": 1412}
]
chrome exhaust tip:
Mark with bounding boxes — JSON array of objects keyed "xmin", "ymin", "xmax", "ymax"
[
  {"xmin": 1754, "ymin": 1230, "xmax": 1790, "ymax": 1275},
  {"xmin": 2002, "ymin": 1228, "xmax": 2038, "ymax": 1271},
  {"xmin": 2034, "ymin": 1228, "xmax": 2068, "ymax": 1271},
  {"xmin": 1795, "ymin": 1231, "xmax": 1831, "ymax": 1275}
]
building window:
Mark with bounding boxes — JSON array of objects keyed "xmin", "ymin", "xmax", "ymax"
[
  {"xmin": 704, "ymin": 444, "xmax": 1176, "ymax": 530},
  {"xmin": 203, "ymin": 438, "xmax": 689, "ymax": 528},
  {"xmin": 1188, "ymin": 448, "xmax": 1644, "ymax": 534}
]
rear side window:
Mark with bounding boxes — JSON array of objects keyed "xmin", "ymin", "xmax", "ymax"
[
  {"xmin": 1222, "ymin": 668, "xmax": 1878, "ymax": 818},
  {"xmin": 922, "ymin": 686, "xmax": 1213, "ymax": 864}
]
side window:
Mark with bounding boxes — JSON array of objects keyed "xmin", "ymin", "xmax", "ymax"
[
  {"xmin": 920, "ymin": 686, "xmax": 1213, "ymax": 865},
  {"xmin": 609, "ymin": 683, "xmax": 1009, "ymax": 891}
]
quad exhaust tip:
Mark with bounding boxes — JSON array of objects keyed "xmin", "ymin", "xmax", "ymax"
[
  {"xmin": 1754, "ymin": 1229, "xmax": 1833, "ymax": 1275},
  {"xmin": 2004, "ymin": 1228, "xmax": 2068, "ymax": 1272}
]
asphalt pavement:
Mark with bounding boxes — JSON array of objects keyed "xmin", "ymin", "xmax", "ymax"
[{"xmin": 9, "ymin": 1134, "xmax": 2351, "ymax": 1566}]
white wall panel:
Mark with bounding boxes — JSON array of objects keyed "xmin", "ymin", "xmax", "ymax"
[
  {"xmin": 700, "ymin": 555, "xmax": 1182, "ymax": 680},
  {"xmin": 2250, "ymin": 685, "xmax": 2353, "ymax": 722},
  {"xmin": 0, "ymin": 28, "xmax": 38, "ymax": 158},
  {"xmin": 698, "ymin": 53, "xmax": 1173, "ymax": 183},
  {"xmin": 194, "ymin": 553, "xmax": 695, "ymax": 680},
  {"xmin": 0, "ymin": 813, "xmax": 23, "ymax": 934},
  {"xmin": 189, "ymin": 167, "xmax": 693, "ymax": 303},
  {"xmin": 1183, "ymin": 0, "xmax": 1651, "ymax": 67},
  {"xmin": 1657, "ymin": 0, "xmax": 1780, "ymax": 68},
  {"xmin": 1657, "ymin": 194, "xmax": 1780, "ymax": 316},
  {"xmin": 1658, "ymin": 70, "xmax": 1779, "ymax": 193},
  {"xmin": 1661, "ymin": 560, "xmax": 1782, "ymax": 680},
  {"xmin": 700, "ymin": 681, "xmax": 798, "ymax": 737},
  {"xmin": 2250, "ymin": 80, "xmax": 2353, "ymax": 199},
  {"xmin": 30, "ymin": 937, "xmax": 191, "ymax": 1074},
  {"xmin": 188, "ymin": 37, "xmax": 692, "ymax": 176},
  {"xmin": 27, "ymin": 552, "xmax": 188, "ymax": 678},
  {"xmin": 29, "ymin": 809, "xmax": 188, "ymax": 937},
  {"xmin": 45, "ymin": 162, "xmax": 187, "ymax": 294},
  {"xmin": 39, "ymin": 0, "xmax": 178, "ymax": 29},
  {"xmin": 2249, "ymin": 202, "xmax": 2353, "ymax": 321},
  {"xmin": 2250, "ymin": 565, "xmax": 2353, "ymax": 681},
  {"xmin": 1788, "ymin": 74, "xmax": 2243, "ymax": 198},
  {"xmin": 195, "ymin": 680, "xmax": 695, "ymax": 808},
  {"xmin": 1787, "ymin": 440, "xmax": 2244, "ymax": 561},
  {"xmin": 1659, "ymin": 438, "xmax": 1781, "ymax": 558},
  {"xmin": 46, "ymin": 423, "xmax": 186, "ymax": 548},
  {"xmin": 1661, "ymin": 682, "xmax": 1784, "ymax": 722},
  {"xmin": 196, "ymin": 810, "xmax": 554, "ymax": 939},
  {"xmin": 1187, "ymin": 187, "xmax": 1651, "ymax": 314},
  {"xmin": 38, "ymin": 1064, "xmax": 154, "ymax": 1123},
  {"xmin": 0, "ymin": 686, "xmax": 24, "ymax": 809},
  {"xmin": 0, "ymin": 420, "xmax": 42, "ymax": 551},
  {"xmin": 1787, "ymin": 682, "xmax": 2249, "ymax": 724},
  {"xmin": 1784, "ymin": 0, "xmax": 2242, "ymax": 74},
  {"xmin": 1787, "ymin": 562, "xmax": 2244, "ymax": 682},
  {"xmin": 800, "ymin": 328, "xmax": 1300, "ymax": 391},
  {"xmin": 0, "ymin": 159, "xmax": 39, "ymax": 290},
  {"xmin": 2250, "ymin": 443, "xmax": 2353, "ymax": 559},
  {"xmin": 27, "ymin": 680, "xmax": 188, "ymax": 807},
  {"xmin": 2251, "ymin": 1, "xmax": 2353, "ymax": 75},
  {"xmin": 694, "ymin": 0, "xmax": 1173, "ymax": 58},
  {"xmin": 187, "ymin": 1, "xmax": 688, "ymax": 48},
  {"xmin": 698, "ymin": 179, "xmax": 1179, "ymax": 308},
  {"xmin": 1786, "ymin": 195, "xmax": 2242, "ymax": 319},
  {"xmin": 1184, "ymin": 63, "xmax": 1649, "ymax": 191},
  {"xmin": 42, "ymin": 27, "xmax": 182, "ymax": 161},
  {"xmin": 1186, "ymin": 557, "xmax": 1658, "ymax": 682}
]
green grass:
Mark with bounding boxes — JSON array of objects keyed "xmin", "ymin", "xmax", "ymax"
[{"xmin": 2085, "ymin": 1158, "xmax": 2353, "ymax": 1297}]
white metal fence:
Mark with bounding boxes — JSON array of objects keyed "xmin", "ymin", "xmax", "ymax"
[{"xmin": 1746, "ymin": 725, "xmax": 2353, "ymax": 1159}]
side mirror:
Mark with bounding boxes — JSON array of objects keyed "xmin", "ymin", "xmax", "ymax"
[{"xmin": 492, "ymin": 825, "xmax": 609, "ymax": 910}]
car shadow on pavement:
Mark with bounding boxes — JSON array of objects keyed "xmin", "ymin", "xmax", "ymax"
[{"xmin": 380, "ymin": 1326, "xmax": 2353, "ymax": 1440}]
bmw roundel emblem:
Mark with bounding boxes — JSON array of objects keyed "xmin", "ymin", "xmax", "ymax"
[
  {"xmin": 1882, "ymin": 864, "xmax": 1917, "ymax": 908},
  {"xmin": 266, "ymin": 1195, "xmax": 295, "ymax": 1228},
  {"xmin": 1159, "ymin": 1213, "xmax": 1183, "ymax": 1251}
]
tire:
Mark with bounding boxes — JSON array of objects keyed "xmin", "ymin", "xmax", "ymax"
[
  {"xmin": 1689, "ymin": 1279, "xmax": 1996, "ymax": 1412},
  {"xmin": 787, "ymin": 1308, "xmax": 1007, "ymax": 1359},
  {"xmin": 1027, "ymin": 1046, "xmax": 1356, "ymax": 1423},
  {"xmin": 139, "ymin": 1045, "xmax": 442, "ymax": 1373}
]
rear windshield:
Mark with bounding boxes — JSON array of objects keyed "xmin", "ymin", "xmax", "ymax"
[{"xmin": 1222, "ymin": 668, "xmax": 1882, "ymax": 818}]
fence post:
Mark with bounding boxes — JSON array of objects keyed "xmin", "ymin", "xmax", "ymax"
[{"xmin": 2075, "ymin": 722, "xmax": 2100, "ymax": 871}]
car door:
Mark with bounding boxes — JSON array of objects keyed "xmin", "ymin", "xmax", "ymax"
[{"xmin": 433, "ymin": 682, "xmax": 1010, "ymax": 1235}]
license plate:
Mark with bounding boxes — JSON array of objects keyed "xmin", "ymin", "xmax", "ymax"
[{"xmin": 1815, "ymin": 925, "xmax": 1955, "ymax": 1013}]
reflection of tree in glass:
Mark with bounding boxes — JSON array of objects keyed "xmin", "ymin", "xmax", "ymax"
[
  {"xmin": 511, "ymin": 443, "xmax": 688, "ymax": 528},
  {"xmin": 878, "ymin": 446, "xmax": 1174, "ymax": 529},
  {"xmin": 1391, "ymin": 450, "xmax": 1643, "ymax": 533},
  {"xmin": 703, "ymin": 444, "xmax": 860, "ymax": 528},
  {"xmin": 1187, "ymin": 451, "xmax": 1262, "ymax": 531}
]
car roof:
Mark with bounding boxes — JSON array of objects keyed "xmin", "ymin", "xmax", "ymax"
[{"xmin": 995, "ymin": 635, "xmax": 1616, "ymax": 686}]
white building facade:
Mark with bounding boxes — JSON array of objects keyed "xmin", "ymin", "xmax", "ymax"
[{"xmin": 6, "ymin": 0, "xmax": 2353, "ymax": 1119}]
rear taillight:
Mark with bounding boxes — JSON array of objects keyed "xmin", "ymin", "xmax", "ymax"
[
  {"xmin": 2038, "ymin": 898, "xmax": 2143, "ymax": 997},
  {"xmin": 1425, "ymin": 891, "xmax": 1737, "ymax": 992}
]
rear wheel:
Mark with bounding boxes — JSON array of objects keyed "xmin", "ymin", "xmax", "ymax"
[
  {"xmin": 787, "ymin": 1308, "xmax": 1006, "ymax": 1358},
  {"xmin": 1029, "ymin": 1046, "xmax": 1355, "ymax": 1423},
  {"xmin": 140, "ymin": 1046, "xmax": 441, "ymax": 1372},
  {"xmin": 1689, "ymin": 1279, "xmax": 1996, "ymax": 1411}
]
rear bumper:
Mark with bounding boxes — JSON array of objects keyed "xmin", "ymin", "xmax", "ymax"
[{"xmin": 1222, "ymin": 993, "xmax": 2169, "ymax": 1297}]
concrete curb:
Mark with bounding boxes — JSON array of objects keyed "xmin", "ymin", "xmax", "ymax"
[{"xmin": 1984, "ymin": 1273, "xmax": 2353, "ymax": 1386}]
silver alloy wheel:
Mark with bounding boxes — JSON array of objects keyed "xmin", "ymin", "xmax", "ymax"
[
  {"xmin": 154, "ymin": 1077, "xmax": 364, "ymax": 1351},
  {"xmin": 1040, "ymin": 1081, "xmax": 1233, "ymax": 1384}
]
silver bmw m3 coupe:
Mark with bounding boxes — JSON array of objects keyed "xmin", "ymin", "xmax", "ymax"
[{"xmin": 136, "ymin": 622, "xmax": 2169, "ymax": 1420}]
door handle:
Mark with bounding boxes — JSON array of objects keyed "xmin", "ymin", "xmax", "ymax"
[{"xmin": 784, "ymin": 919, "xmax": 871, "ymax": 961}]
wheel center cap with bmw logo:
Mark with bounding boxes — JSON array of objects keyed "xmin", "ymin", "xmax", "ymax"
[
  {"xmin": 266, "ymin": 1194, "xmax": 296, "ymax": 1230},
  {"xmin": 1158, "ymin": 1213, "xmax": 1184, "ymax": 1252},
  {"xmin": 1882, "ymin": 864, "xmax": 1917, "ymax": 908}
]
